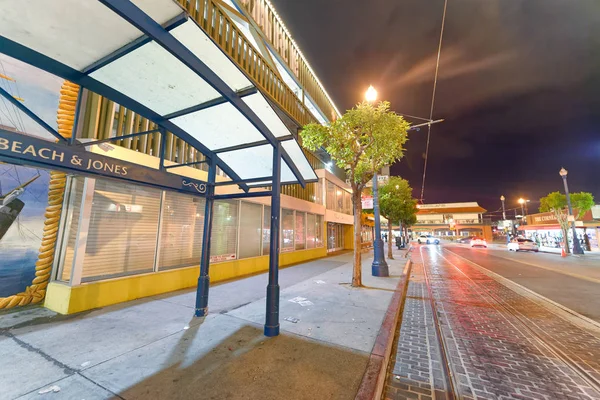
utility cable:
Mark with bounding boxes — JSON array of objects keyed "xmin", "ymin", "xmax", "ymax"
[{"xmin": 420, "ymin": 0, "xmax": 448, "ymax": 202}]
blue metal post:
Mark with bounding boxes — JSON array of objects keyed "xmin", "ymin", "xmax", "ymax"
[
  {"xmin": 371, "ymin": 173, "xmax": 389, "ymax": 276},
  {"xmin": 562, "ymin": 174, "xmax": 584, "ymax": 255},
  {"xmin": 264, "ymin": 144, "xmax": 281, "ymax": 337},
  {"xmin": 195, "ymin": 157, "xmax": 216, "ymax": 317}
]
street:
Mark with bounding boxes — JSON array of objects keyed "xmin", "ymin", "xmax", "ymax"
[{"xmin": 385, "ymin": 244, "xmax": 600, "ymax": 400}]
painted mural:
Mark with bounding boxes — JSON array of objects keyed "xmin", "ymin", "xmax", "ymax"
[
  {"xmin": 0, "ymin": 165, "xmax": 50, "ymax": 297},
  {"xmin": 0, "ymin": 54, "xmax": 78, "ymax": 309}
]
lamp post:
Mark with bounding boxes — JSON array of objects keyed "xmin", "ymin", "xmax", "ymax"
[
  {"xmin": 518, "ymin": 198, "xmax": 525, "ymax": 220},
  {"xmin": 500, "ymin": 195, "xmax": 509, "ymax": 243},
  {"xmin": 559, "ymin": 168, "xmax": 584, "ymax": 255},
  {"xmin": 365, "ymin": 85, "xmax": 389, "ymax": 277}
]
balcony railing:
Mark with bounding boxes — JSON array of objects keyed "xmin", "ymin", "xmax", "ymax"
[
  {"xmin": 236, "ymin": 0, "xmax": 340, "ymax": 122},
  {"xmin": 415, "ymin": 219, "xmax": 491, "ymax": 225},
  {"xmin": 177, "ymin": 0, "xmax": 316, "ymax": 127}
]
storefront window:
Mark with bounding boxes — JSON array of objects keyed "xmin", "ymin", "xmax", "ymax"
[
  {"xmin": 316, "ymin": 215, "xmax": 324, "ymax": 247},
  {"xmin": 281, "ymin": 208, "xmax": 295, "ymax": 252},
  {"xmin": 210, "ymin": 200, "xmax": 239, "ymax": 262},
  {"xmin": 295, "ymin": 212, "xmax": 306, "ymax": 250},
  {"xmin": 262, "ymin": 205, "xmax": 271, "ymax": 255},
  {"xmin": 326, "ymin": 181, "xmax": 336, "ymax": 210},
  {"xmin": 57, "ymin": 176, "xmax": 85, "ymax": 282},
  {"xmin": 344, "ymin": 191, "xmax": 352, "ymax": 214},
  {"xmin": 81, "ymin": 179, "xmax": 161, "ymax": 281},
  {"xmin": 336, "ymin": 188, "xmax": 343, "ymax": 212},
  {"xmin": 239, "ymin": 201, "xmax": 262, "ymax": 259},
  {"xmin": 158, "ymin": 192, "xmax": 205, "ymax": 270},
  {"xmin": 306, "ymin": 213, "xmax": 316, "ymax": 249},
  {"xmin": 315, "ymin": 179, "xmax": 324, "ymax": 205}
]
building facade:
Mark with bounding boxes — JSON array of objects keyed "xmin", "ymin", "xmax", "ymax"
[
  {"xmin": 412, "ymin": 202, "xmax": 492, "ymax": 241},
  {"xmin": 0, "ymin": 0, "xmax": 352, "ymax": 314},
  {"xmin": 518, "ymin": 206, "xmax": 600, "ymax": 253}
]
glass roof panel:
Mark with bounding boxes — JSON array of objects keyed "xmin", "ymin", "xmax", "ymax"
[
  {"xmin": 90, "ymin": 41, "xmax": 220, "ymax": 116},
  {"xmin": 243, "ymin": 93, "xmax": 292, "ymax": 138},
  {"xmin": 281, "ymin": 140, "xmax": 318, "ymax": 181},
  {"xmin": 169, "ymin": 102, "xmax": 264, "ymax": 150},
  {"xmin": 0, "ymin": 0, "xmax": 180, "ymax": 71},
  {"xmin": 170, "ymin": 21, "xmax": 252, "ymax": 92}
]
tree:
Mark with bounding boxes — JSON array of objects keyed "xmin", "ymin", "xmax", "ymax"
[
  {"xmin": 301, "ymin": 101, "xmax": 409, "ymax": 286},
  {"xmin": 379, "ymin": 177, "xmax": 417, "ymax": 259},
  {"xmin": 539, "ymin": 191, "xmax": 594, "ymax": 253}
]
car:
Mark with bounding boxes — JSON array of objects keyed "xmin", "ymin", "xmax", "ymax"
[
  {"xmin": 417, "ymin": 235, "xmax": 440, "ymax": 245},
  {"xmin": 507, "ymin": 238, "xmax": 539, "ymax": 252},
  {"xmin": 457, "ymin": 236, "xmax": 475, "ymax": 244},
  {"xmin": 470, "ymin": 237, "xmax": 487, "ymax": 248}
]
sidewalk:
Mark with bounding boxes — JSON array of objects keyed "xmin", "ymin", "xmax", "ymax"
[{"xmin": 1, "ymin": 248, "xmax": 409, "ymax": 400}]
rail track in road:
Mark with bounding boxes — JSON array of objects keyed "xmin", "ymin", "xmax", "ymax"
[{"xmin": 420, "ymin": 245, "xmax": 600, "ymax": 399}]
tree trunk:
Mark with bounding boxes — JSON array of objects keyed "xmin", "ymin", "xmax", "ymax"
[
  {"xmin": 352, "ymin": 190, "xmax": 363, "ymax": 287},
  {"xmin": 387, "ymin": 222, "xmax": 394, "ymax": 259},
  {"xmin": 562, "ymin": 226, "xmax": 571, "ymax": 254}
]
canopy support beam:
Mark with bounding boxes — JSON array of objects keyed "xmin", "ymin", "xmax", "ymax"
[
  {"xmin": 213, "ymin": 191, "xmax": 271, "ymax": 200},
  {"xmin": 195, "ymin": 156, "xmax": 216, "ymax": 317},
  {"xmin": 264, "ymin": 142, "xmax": 281, "ymax": 337},
  {"xmin": 77, "ymin": 128, "xmax": 160, "ymax": 147},
  {"xmin": 0, "ymin": 86, "xmax": 67, "ymax": 143}
]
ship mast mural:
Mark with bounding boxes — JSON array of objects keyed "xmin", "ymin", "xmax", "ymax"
[{"xmin": 0, "ymin": 54, "xmax": 71, "ymax": 308}]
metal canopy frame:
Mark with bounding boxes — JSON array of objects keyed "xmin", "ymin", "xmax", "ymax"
[
  {"xmin": 0, "ymin": 1, "xmax": 314, "ymax": 193},
  {"xmin": 0, "ymin": 0, "xmax": 318, "ymax": 337}
]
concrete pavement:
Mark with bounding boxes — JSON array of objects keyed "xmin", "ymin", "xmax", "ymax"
[{"xmin": 0, "ymin": 249, "xmax": 409, "ymax": 400}]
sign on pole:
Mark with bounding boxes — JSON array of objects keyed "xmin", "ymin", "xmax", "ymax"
[{"xmin": 361, "ymin": 196, "xmax": 373, "ymax": 209}]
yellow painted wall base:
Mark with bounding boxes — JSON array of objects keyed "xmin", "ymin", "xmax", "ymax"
[{"xmin": 45, "ymin": 247, "xmax": 328, "ymax": 314}]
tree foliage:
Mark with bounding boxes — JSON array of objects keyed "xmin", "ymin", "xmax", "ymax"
[
  {"xmin": 379, "ymin": 177, "xmax": 418, "ymax": 258},
  {"xmin": 301, "ymin": 101, "xmax": 409, "ymax": 192},
  {"xmin": 539, "ymin": 191, "xmax": 594, "ymax": 252},
  {"xmin": 379, "ymin": 177, "xmax": 415, "ymax": 227},
  {"xmin": 301, "ymin": 101, "xmax": 409, "ymax": 286}
]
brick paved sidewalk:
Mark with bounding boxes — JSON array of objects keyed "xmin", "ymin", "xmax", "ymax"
[{"xmin": 384, "ymin": 246, "xmax": 600, "ymax": 400}]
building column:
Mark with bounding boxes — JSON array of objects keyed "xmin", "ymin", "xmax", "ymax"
[
  {"xmin": 195, "ymin": 157, "xmax": 216, "ymax": 317},
  {"xmin": 264, "ymin": 144, "xmax": 281, "ymax": 337}
]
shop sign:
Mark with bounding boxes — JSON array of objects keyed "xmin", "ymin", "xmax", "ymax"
[
  {"xmin": 0, "ymin": 129, "xmax": 207, "ymax": 196},
  {"xmin": 527, "ymin": 212, "xmax": 558, "ymax": 225},
  {"xmin": 361, "ymin": 196, "xmax": 373, "ymax": 209},
  {"xmin": 210, "ymin": 254, "xmax": 236, "ymax": 262}
]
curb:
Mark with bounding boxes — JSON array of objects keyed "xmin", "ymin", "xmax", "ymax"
[{"xmin": 355, "ymin": 258, "xmax": 413, "ymax": 400}]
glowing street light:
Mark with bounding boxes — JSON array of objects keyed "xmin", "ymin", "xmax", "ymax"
[{"xmin": 365, "ymin": 85, "xmax": 378, "ymax": 103}]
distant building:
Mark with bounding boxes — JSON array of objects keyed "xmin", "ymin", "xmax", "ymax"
[
  {"xmin": 518, "ymin": 206, "xmax": 600, "ymax": 253},
  {"xmin": 413, "ymin": 202, "xmax": 492, "ymax": 241}
]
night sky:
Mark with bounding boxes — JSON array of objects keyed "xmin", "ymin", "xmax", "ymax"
[{"xmin": 271, "ymin": 0, "xmax": 600, "ymax": 214}]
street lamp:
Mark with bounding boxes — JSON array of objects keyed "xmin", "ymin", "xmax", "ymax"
[
  {"xmin": 559, "ymin": 168, "xmax": 584, "ymax": 255},
  {"xmin": 500, "ymin": 195, "xmax": 506, "ymax": 220},
  {"xmin": 365, "ymin": 85, "xmax": 389, "ymax": 277}
]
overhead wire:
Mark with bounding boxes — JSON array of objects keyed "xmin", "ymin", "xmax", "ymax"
[{"xmin": 420, "ymin": 0, "xmax": 448, "ymax": 202}]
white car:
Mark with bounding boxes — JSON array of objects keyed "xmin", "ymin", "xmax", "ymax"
[
  {"xmin": 417, "ymin": 235, "xmax": 440, "ymax": 245},
  {"xmin": 508, "ymin": 238, "xmax": 539, "ymax": 252},
  {"xmin": 470, "ymin": 237, "xmax": 487, "ymax": 248}
]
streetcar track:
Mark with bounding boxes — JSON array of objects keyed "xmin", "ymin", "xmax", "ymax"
[
  {"xmin": 426, "ymin": 246, "xmax": 600, "ymax": 398},
  {"xmin": 419, "ymin": 246, "xmax": 461, "ymax": 400}
]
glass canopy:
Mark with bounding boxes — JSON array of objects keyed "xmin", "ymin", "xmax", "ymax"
[{"xmin": 0, "ymin": 0, "xmax": 317, "ymax": 187}]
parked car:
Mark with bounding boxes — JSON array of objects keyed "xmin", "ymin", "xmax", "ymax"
[
  {"xmin": 507, "ymin": 238, "xmax": 539, "ymax": 252},
  {"xmin": 457, "ymin": 236, "xmax": 475, "ymax": 244},
  {"xmin": 470, "ymin": 237, "xmax": 487, "ymax": 248},
  {"xmin": 417, "ymin": 235, "xmax": 440, "ymax": 245}
]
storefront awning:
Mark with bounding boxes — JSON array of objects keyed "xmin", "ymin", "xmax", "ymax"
[{"xmin": 0, "ymin": 0, "xmax": 317, "ymax": 189}]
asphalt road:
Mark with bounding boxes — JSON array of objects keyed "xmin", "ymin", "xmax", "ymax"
[{"xmin": 442, "ymin": 244, "xmax": 600, "ymax": 323}]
